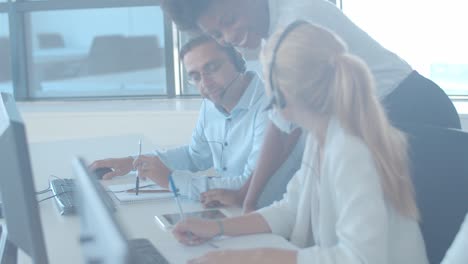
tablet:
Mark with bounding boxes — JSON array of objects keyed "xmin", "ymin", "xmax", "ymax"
[{"xmin": 155, "ymin": 209, "xmax": 227, "ymax": 230}]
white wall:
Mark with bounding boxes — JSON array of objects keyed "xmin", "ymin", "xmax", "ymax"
[{"xmin": 18, "ymin": 100, "xmax": 201, "ymax": 148}]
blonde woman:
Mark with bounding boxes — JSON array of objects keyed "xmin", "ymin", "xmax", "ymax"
[{"xmin": 172, "ymin": 21, "xmax": 429, "ymax": 264}]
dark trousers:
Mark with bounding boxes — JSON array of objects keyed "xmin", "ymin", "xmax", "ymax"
[{"xmin": 383, "ymin": 71, "xmax": 461, "ymax": 129}]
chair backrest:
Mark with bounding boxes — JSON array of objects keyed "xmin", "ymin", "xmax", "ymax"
[
  {"xmin": 0, "ymin": 37, "xmax": 11, "ymax": 82},
  {"xmin": 87, "ymin": 35, "xmax": 127, "ymax": 75},
  {"xmin": 400, "ymin": 123, "xmax": 468, "ymax": 264},
  {"xmin": 125, "ymin": 35, "xmax": 163, "ymax": 71},
  {"xmin": 38, "ymin": 33, "xmax": 65, "ymax": 49}
]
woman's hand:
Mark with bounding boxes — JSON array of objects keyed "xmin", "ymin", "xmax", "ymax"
[
  {"xmin": 188, "ymin": 248, "xmax": 297, "ymax": 264},
  {"xmin": 89, "ymin": 157, "xmax": 134, "ymax": 180},
  {"xmin": 172, "ymin": 218, "xmax": 220, "ymax": 246}
]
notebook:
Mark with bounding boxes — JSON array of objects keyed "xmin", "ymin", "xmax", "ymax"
[{"xmin": 107, "ymin": 183, "xmax": 173, "ymax": 204}]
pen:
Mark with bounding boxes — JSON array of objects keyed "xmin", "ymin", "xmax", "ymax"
[
  {"xmin": 135, "ymin": 139, "xmax": 142, "ymax": 196},
  {"xmin": 168, "ymin": 174, "xmax": 219, "ymax": 249},
  {"xmin": 168, "ymin": 174, "xmax": 185, "ymax": 220}
]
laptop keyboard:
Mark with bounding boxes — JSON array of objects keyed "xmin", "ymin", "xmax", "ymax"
[
  {"xmin": 50, "ymin": 178, "xmax": 77, "ymax": 215},
  {"xmin": 129, "ymin": 238, "xmax": 170, "ymax": 264}
]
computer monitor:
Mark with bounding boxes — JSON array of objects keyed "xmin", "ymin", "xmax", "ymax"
[
  {"xmin": 74, "ymin": 157, "xmax": 169, "ymax": 264},
  {"xmin": 72, "ymin": 157, "xmax": 130, "ymax": 264},
  {"xmin": 0, "ymin": 92, "xmax": 49, "ymax": 264}
]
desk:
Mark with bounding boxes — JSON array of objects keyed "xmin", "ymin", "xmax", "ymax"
[
  {"xmin": 13, "ymin": 136, "xmax": 295, "ymax": 264},
  {"xmin": 0, "ymin": 81, "xmax": 12, "ymax": 94}
]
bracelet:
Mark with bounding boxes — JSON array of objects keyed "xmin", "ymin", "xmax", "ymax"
[{"xmin": 215, "ymin": 219, "xmax": 224, "ymax": 237}]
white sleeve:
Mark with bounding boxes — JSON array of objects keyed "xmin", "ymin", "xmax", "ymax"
[
  {"xmin": 297, "ymin": 143, "xmax": 390, "ymax": 264},
  {"xmin": 256, "ymin": 166, "xmax": 304, "ymax": 239},
  {"xmin": 268, "ymin": 108, "xmax": 298, "ymax": 134}
]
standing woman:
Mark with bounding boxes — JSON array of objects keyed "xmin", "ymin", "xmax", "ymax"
[{"xmin": 172, "ymin": 21, "xmax": 429, "ymax": 264}]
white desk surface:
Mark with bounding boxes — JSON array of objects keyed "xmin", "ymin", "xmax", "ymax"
[{"xmin": 12, "ymin": 136, "xmax": 295, "ymax": 264}]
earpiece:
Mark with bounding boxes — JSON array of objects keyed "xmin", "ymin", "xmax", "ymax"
[
  {"xmin": 268, "ymin": 20, "xmax": 308, "ymax": 109},
  {"xmin": 222, "ymin": 46, "xmax": 246, "ymax": 73},
  {"xmin": 274, "ymin": 86, "xmax": 287, "ymax": 109}
]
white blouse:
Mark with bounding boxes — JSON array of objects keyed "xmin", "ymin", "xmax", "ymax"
[{"xmin": 258, "ymin": 118, "xmax": 428, "ymax": 264}]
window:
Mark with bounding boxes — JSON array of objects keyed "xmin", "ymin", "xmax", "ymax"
[
  {"xmin": 0, "ymin": 13, "xmax": 12, "ymax": 95},
  {"xmin": 3, "ymin": 0, "xmax": 177, "ymax": 100},
  {"xmin": 28, "ymin": 7, "xmax": 169, "ymax": 98},
  {"xmin": 343, "ymin": 0, "xmax": 468, "ymax": 96}
]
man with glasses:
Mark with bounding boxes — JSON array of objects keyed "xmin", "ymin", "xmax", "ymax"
[{"xmin": 90, "ymin": 35, "xmax": 269, "ymax": 204}]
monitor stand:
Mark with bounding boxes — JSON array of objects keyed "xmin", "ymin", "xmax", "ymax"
[{"xmin": 0, "ymin": 225, "xmax": 18, "ymax": 264}]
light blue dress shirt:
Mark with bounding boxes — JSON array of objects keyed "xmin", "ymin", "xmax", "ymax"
[{"xmin": 155, "ymin": 72, "xmax": 269, "ymax": 199}]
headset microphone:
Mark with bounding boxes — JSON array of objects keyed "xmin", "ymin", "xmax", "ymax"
[{"xmin": 219, "ymin": 72, "xmax": 242, "ymax": 101}]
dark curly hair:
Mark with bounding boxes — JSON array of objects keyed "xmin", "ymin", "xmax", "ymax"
[{"xmin": 161, "ymin": 0, "xmax": 214, "ymax": 31}]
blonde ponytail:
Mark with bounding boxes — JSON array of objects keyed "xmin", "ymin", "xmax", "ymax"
[
  {"xmin": 332, "ymin": 54, "xmax": 419, "ymax": 220},
  {"xmin": 262, "ymin": 22, "xmax": 419, "ymax": 220}
]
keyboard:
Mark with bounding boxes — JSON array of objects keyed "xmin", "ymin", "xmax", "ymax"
[
  {"xmin": 128, "ymin": 238, "xmax": 169, "ymax": 264},
  {"xmin": 50, "ymin": 178, "xmax": 77, "ymax": 215}
]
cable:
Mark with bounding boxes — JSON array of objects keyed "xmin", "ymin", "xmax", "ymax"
[
  {"xmin": 38, "ymin": 191, "xmax": 70, "ymax": 203},
  {"xmin": 199, "ymin": 98, "xmax": 228, "ymax": 169},
  {"xmin": 36, "ymin": 187, "xmax": 51, "ymax": 195},
  {"xmin": 36, "ymin": 175, "xmax": 64, "ymax": 195}
]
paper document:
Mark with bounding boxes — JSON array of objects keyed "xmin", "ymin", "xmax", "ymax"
[{"xmin": 108, "ymin": 183, "xmax": 172, "ymax": 203}]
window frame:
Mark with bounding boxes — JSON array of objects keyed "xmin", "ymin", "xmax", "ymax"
[{"xmin": 0, "ymin": 0, "xmax": 183, "ymax": 101}]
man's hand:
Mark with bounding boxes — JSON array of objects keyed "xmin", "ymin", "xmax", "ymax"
[
  {"xmin": 200, "ymin": 189, "xmax": 243, "ymax": 208},
  {"xmin": 133, "ymin": 155, "xmax": 171, "ymax": 188},
  {"xmin": 89, "ymin": 157, "xmax": 134, "ymax": 180}
]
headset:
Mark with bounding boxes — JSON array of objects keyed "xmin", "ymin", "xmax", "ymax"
[
  {"xmin": 198, "ymin": 45, "xmax": 246, "ymax": 171},
  {"xmin": 266, "ymin": 20, "xmax": 309, "ymax": 110},
  {"xmin": 200, "ymin": 45, "xmax": 245, "ymax": 101},
  {"xmin": 221, "ymin": 45, "xmax": 247, "ymax": 73}
]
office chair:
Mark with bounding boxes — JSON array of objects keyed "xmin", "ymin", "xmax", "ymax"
[
  {"xmin": 399, "ymin": 123, "xmax": 468, "ymax": 264},
  {"xmin": 0, "ymin": 37, "xmax": 11, "ymax": 82},
  {"xmin": 38, "ymin": 33, "xmax": 65, "ymax": 49},
  {"xmin": 86, "ymin": 35, "xmax": 128, "ymax": 75},
  {"xmin": 125, "ymin": 35, "xmax": 163, "ymax": 71}
]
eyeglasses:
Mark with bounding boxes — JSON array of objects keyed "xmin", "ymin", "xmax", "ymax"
[{"xmin": 187, "ymin": 59, "xmax": 226, "ymax": 86}]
